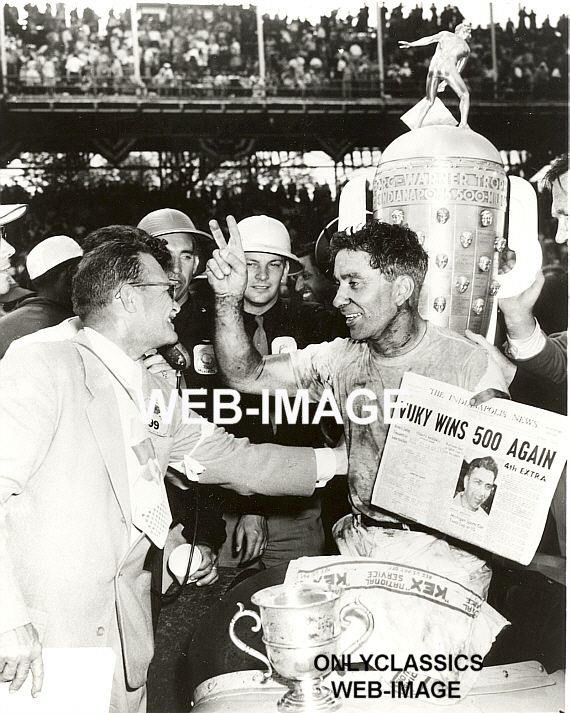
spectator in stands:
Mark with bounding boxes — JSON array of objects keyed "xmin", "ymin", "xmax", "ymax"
[
  {"xmin": 65, "ymin": 51, "xmax": 83, "ymax": 83},
  {"xmin": 42, "ymin": 55, "xmax": 57, "ymax": 93},
  {"xmin": 3, "ymin": 3, "xmax": 567, "ymax": 100}
]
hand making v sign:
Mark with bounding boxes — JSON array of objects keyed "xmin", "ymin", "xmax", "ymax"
[{"xmin": 206, "ymin": 216, "xmax": 248, "ymax": 299}]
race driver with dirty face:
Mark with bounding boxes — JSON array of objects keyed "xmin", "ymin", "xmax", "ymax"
[{"xmin": 206, "ymin": 217, "xmax": 508, "ymax": 598}]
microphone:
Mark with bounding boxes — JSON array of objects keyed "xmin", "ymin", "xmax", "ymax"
[{"xmin": 158, "ymin": 342, "xmax": 192, "ymax": 371}]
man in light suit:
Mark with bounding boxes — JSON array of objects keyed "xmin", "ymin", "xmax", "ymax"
[{"xmin": 0, "ymin": 230, "xmax": 344, "ymax": 712}]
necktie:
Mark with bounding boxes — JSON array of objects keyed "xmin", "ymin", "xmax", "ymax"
[
  {"xmin": 252, "ymin": 314, "xmax": 277, "ymax": 433},
  {"xmin": 130, "ymin": 429, "xmax": 172, "ymax": 549},
  {"xmin": 253, "ymin": 314, "xmax": 269, "ymax": 356},
  {"xmin": 123, "ymin": 375, "xmax": 171, "ymax": 549}
]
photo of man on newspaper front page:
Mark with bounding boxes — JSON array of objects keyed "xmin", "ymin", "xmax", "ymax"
[{"xmin": 0, "ymin": 1, "xmax": 567, "ymax": 713}]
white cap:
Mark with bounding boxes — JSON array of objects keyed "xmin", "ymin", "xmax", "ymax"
[
  {"xmin": 237, "ymin": 215, "xmax": 302, "ymax": 274},
  {"xmin": 0, "ymin": 204, "xmax": 28, "ymax": 227},
  {"xmin": 26, "ymin": 235, "xmax": 83, "ymax": 281}
]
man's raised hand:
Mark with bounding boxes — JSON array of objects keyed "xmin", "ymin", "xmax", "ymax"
[
  {"xmin": 206, "ymin": 216, "xmax": 247, "ymax": 298},
  {"xmin": 499, "ymin": 270, "xmax": 545, "ymax": 340}
]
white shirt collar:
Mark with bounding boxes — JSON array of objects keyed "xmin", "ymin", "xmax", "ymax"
[{"xmin": 83, "ymin": 327, "xmax": 142, "ymax": 394}]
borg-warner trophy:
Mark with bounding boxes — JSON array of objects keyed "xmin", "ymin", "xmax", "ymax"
[{"xmin": 372, "ymin": 25, "xmax": 541, "ymax": 336}]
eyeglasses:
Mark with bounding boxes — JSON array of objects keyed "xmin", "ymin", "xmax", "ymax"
[{"xmin": 115, "ymin": 281, "xmax": 177, "ymax": 300}]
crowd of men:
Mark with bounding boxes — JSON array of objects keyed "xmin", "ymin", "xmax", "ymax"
[
  {"xmin": 0, "ymin": 153, "xmax": 566, "ymax": 712},
  {"xmin": 4, "ymin": 3, "xmax": 567, "ymax": 98}
]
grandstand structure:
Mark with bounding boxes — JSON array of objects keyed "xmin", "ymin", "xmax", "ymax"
[
  {"xmin": 0, "ymin": 3, "xmax": 567, "ymax": 177},
  {"xmin": 0, "ymin": 93, "xmax": 566, "ymax": 169}
]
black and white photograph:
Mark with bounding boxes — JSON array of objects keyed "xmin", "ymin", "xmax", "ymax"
[
  {"xmin": 453, "ymin": 456, "xmax": 498, "ymax": 518},
  {"xmin": 0, "ymin": 0, "xmax": 567, "ymax": 711}
]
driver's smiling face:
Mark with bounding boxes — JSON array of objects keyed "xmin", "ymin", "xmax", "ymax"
[{"xmin": 332, "ymin": 249, "xmax": 399, "ymax": 342}]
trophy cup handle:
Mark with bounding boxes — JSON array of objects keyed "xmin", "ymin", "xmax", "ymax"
[
  {"xmin": 338, "ymin": 596, "xmax": 374, "ymax": 656},
  {"xmin": 228, "ymin": 603, "xmax": 272, "ymax": 679},
  {"xmin": 497, "ymin": 176, "xmax": 543, "ymax": 299}
]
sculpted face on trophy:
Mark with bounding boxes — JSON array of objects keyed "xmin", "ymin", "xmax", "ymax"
[
  {"xmin": 459, "ymin": 231, "xmax": 473, "ymax": 248},
  {"xmin": 480, "ymin": 210, "xmax": 493, "ymax": 227},
  {"xmin": 435, "ymin": 253, "xmax": 449, "ymax": 269},
  {"xmin": 391, "ymin": 209, "xmax": 405, "ymax": 225},
  {"xmin": 433, "ymin": 296, "xmax": 447, "ymax": 313},
  {"xmin": 472, "ymin": 298, "xmax": 485, "ymax": 315},
  {"xmin": 455, "ymin": 276, "xmax": 470, "ymax": 294},
  {"xmin": 489, "ymin": 280, "xmax": 500, "ymax": 296},
  {"xmin": 416, "ymin": 230, "xmax": 425, "ymax": 246},
  {"xmin": 478, "ymin": 255, "xmax": 492, "ymax": 272},
  {"xmin": 436, "ymin": 207, "xmax": 450, "ymax": 224},
  {"xmin": 494, "ymin": 236, "xmax": 507, "ymax": 252}
]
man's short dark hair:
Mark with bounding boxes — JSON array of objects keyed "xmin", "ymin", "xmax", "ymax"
[
  {"xmin": 544, "ymin": 154, "xmax": 568, "ymax": 189},
  {"xmin": 81, "ymin": 225, "xmax": 171, "ymax": 271},
  {"xmin": 72, "ymin": 229, "xmax": 171, "ymax": 322},
  {"xmin": 465, "ymin": 456, "xmax": 498, "ymax": 481},
  {"xmin": 329, "ymin": 220, "xmax": 428, "ymax": 306}
]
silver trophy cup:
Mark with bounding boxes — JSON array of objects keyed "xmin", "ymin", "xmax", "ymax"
[{"xmin": 229, "ymin": 583, "xmax": 374, "ymax": 711}]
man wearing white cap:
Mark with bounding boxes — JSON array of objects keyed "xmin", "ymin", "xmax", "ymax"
[
  {"xmin": 0, "ymin": 235, "xmax": 83, "ymax": 358},
  {"xmin": 217, "ymin": 215, "xmax": 342, "ymax": 569}
]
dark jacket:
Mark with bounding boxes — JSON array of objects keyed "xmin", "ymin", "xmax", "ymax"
[{"xmin": 0, "ymin": 295, "xmax": 73, "ymax": 358}]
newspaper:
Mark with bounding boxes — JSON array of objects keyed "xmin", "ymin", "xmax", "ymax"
[{"xmin": 371, "ymin": 372, "xmax": 567, "ymax": 565}]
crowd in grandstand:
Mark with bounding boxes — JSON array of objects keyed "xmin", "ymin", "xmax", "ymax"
[{"xmin": 2, "ymin": 3, "xmax": 567, "ymax": 98}]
